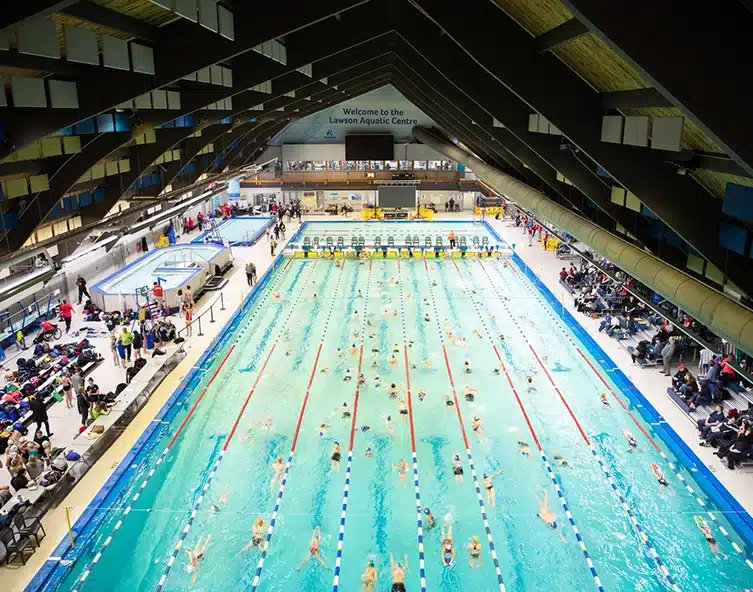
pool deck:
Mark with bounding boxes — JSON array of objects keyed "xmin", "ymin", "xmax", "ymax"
[{"xmin": 6, "ymin": 213, "xmax": 753, "ymax": 590}]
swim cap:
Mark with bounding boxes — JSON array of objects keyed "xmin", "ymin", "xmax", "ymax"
[
  {"xmin": 483, "ymin": 473, "xmax": 488, "ymax": 479},
  {"xmin": 368, "ymin": 560, "xmax": 375, "ymax": 567},
  {"xmin": 473, "ymin": 536, "xmax": 479, "ymax": 542},
  {"xmin": 257, "ymin": 519, "xmax": 263, "ymax": 526},
  {"xmin": 424, "ymin": 508, "xmax": 431, "ymax": 515},
  {"xmin": 343, "ymin": 402, "xmax": 347, "ymax": 406},
  {"xmin": 551, "ymin": 521, "xmax": 557, "ymax": 529},
  {"xmin": 387, "ymin": 415, "xmax": 391, "ymax": 420}
]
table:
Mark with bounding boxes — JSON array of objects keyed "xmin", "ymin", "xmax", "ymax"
[{"xmin": 0, "ymin": 484, "xmax": 46, "ymax": 516}]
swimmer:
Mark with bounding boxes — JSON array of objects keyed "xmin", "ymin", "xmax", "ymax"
[
  {"xmin": 390, "ymin": 553, "xmax": 408, "ymax": 592},
  {"xmin": 473, "ymin": 328, "xmax": 482, "ymax": 338},
  {"xmin": 388, "ymin": 383, "xmax": 399, "ymax": 399},
  {"xmin": 271, "ymin": 456, "xmax": 285, "ymax": 490},
  {"xmin": 452, "ymin": 453, "xmax": 464, "ymax": 483},
  {"xmin": 600, "ymin": 393, "xmax": 610, "ymax": 406},
  {"xmin": 365, "ymin": 446, "xmax": 373, "ymax": 457},
  {"xmin": 423, "ymin": 507, "xmax": 436, "ymax": 529},
  {"xmin": 185, "ymin": 534, "xmax": 211, "ymax": 587},
  {"xmin": 440, "ymin": 521, "xmax": 456, "ymax": 567},
  {"xmin": 262, "ymin": 415, "xmax": 273, "ymax": 431},
  {"xmin": 357, "ymin": 290, "xmax": 363, "ymax": 298},
  {"xmin": 297, "ymin": 526, "xmax": 328, "ymax": 570},
  {"xmin": 418, "ymin": 389, "xmax": 426, "ymax": 402},
  {"xmin": 371, "ymin": 359, "xmax": 378, "ymax": 369},
  {"xmin": 313, "ymin": 293, "xmax": 317, "ymax": 300},
  {"xmin": 350, "ymin": 343, "xmax": 357, "ymax": 357},
  {"xmin": 273, "ymin": 292, "xmax": 281, "ymax": 300},
  {"xmin": 344, "ymin": 368, "xmax": 352, "ymax": 382},
  {"xmin": 385, "ymin": 415, "xmax": 395, "ymax": 438},
  {"xmin": 464, "ymin": 385, "xmax": 479, "ymax": 402},
  {"xmin": 390, "ymin": 354, "xmax": 398, "ymax": 368},
  {"xmin": 694, "ymin": 515, "xmax": 726, "ymax": 559},
  {"xmin": 467, "ymin": 535, "xmax": 483, "ymax": 569},
  {"xmin": 285, "ymin": 349, "xmax": 292, "ymax": 356},
  {"xmin": 651, "ymin": 463, "xmax": 669, "ymax": 488},
  {"xmin": 553, "ymin": 455, "xmax": 568, "ymax": 467},
  {"xmin": 537, "ymin": 490, "xmax": 566, "ymax": 542},
  {"xmin": 393, "ymin": 458, "xmax": 408, "ymax": 486},
  {"xmin": 362, "ymin": 559, "xmax": 378, "ymax": 591},
  {"xmin": 218, "ymin": 487, "xmax": 229, "ymax": 504},
  {"xmin": 499, "ymin": 334, "xmax": 504, "ymax": 340},
  {"xmin": 331, "ymin": 443, "xmax": 342, "ymax": 471},
  {"xmin": 445, "ymin": 395, "xmax": 455, "ymax": 408},
  {"xmin": 361, "ymin": 425, "xmax": 371, "ymax": 432},
  {"xmin": 374, "ymin": 376, "xmax": 381, "ymax": 388},
  {"xmin": 243, "ymin": 518, "xmax": 266, "ymax": 552},
  {"xmin": 471, "ymin": 416, "xmax": 483, "ymax": 440},
  {"xmin": 337, "ymin": 348, "xmax": 344, "ymax": 361},
  {"xmin": 483, "ymin": 469, "xmax": 504, "ymax": 507},
  {"xmin": 423, "ymin": 359, "xmax": 432, "ymax": 370},
  {"xmin": 358, "ymin": 373, "xmax": 366, "ymax": 386},
  {"xmin": 624, "ymin": 428, "xmax": 638, "ymax": 452},
  {"xmin": 319, "ymin": 423, "xmax": 330, "ymax": 437},
  {"xmin": 397, "ymin": 398, "xmax": 409, "ymax": 420},
  {"xmin": 424, "ymin": 312, "xmax": 430, "ymax": 322},
  {"xmin": 526, "ymin": 376, "xmax": 536, "ymax": 392},
  {"xmin": 319, "ymin": 366, "xmax": 329, "ymax": 374},
  {"xmin": 342, "ymin": 402, "xmax": 351, "ymax": 419},
  {"xmin": 209, "ymin": 504, "xmax": 221, "ymax": 514}
]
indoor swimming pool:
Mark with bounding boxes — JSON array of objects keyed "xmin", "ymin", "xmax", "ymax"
[
  {"xmin": 36, "ymin": 254, "xmax": 753, "ymax": 592},
  {"xmin": 193, "ymin": 216, "xmax": 273, "ymax": 246},
  {"xmin": 292, "ymin": 221, "xmax": 500, "ymax": 248}
]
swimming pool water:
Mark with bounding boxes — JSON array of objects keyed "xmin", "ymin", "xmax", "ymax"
[
  {"xmin": 43, "ymin": 256, "xmax": 753, "ymax": 592},
  {"xmin": 194, "ymin": 217, "xmax": 273, "ymax": 246},
  {"xmin": 94, "ymin": 245, "xmax": 225, "ymax": 295}
]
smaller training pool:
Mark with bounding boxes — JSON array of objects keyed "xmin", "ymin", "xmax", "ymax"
[{"xmin": 192, "ymin": 216, "xmax": 273, "ymax": 246}]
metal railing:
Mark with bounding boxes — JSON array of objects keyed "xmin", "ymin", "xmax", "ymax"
[{"xmin": 176, "ymin": 291, "xmax": 227, "ymax": 340}]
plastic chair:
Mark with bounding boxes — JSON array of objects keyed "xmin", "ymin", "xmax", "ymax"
[
  {"xmin": 15, "ymin": 509, "xmax": 46, "ymax": 546},
  {"xmin": 0, "ymin": 526, "xmax": 33, "ymax": 565}
]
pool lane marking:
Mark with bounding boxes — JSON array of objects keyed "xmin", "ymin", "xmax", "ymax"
[
  {"xmin": 398, "ymin": 260, "xmax": 428, "ymax": 592},
  {"xmin": 494, "ymin": 259, "xmax": 752, "ymax": 570},
  {"xmin": 451, "ymin": 259, "xmax": 606, "ymax": 591},
  {"xmin": 424, "ymin": 261, "xmax": 506, "ymax": 592},
  {"xmin": 283, "ymin": 257, "xmax": 293, "ymax": 270},
  {"xmin": 72, "ymin": 263, "xmax": 302, "ymax": 592},
  {"xmin": 333, "ymin": 261, "xmax": 372, "ymax": 592},
  {"xmin": 575, "ymin": 348, "xmax": 753, "ymax": 568},
  {"xmin": 251, "ymin": 257, "xmax": 346, "ymax": 592},
  {"xmin": 154, "ymin": 260, "xmax": 320, "ymax": 592},
  {"xmin": 476, "ymin": 261, "xmax": 680, "ymax": 590}
]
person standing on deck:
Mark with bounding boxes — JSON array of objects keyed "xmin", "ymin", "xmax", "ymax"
[
  {"xmin": 245, "ymin": 261, "xmax": 257, "ymax": 286},
  {"xmin": 76, "ymin": 274, "xmax": 90, "ymax": 304}
]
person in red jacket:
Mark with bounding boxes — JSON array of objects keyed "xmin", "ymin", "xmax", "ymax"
[
  {"xmin": 59, "ymin": 299, "xmax": 73, "ymax": 332},
  {"xmin": 720, "ymin": 354, "xmax": 737, "ymax": 387}
]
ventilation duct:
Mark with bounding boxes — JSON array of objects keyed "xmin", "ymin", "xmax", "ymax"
[{"xmin": 412, "ymin": 126, "xmax": 753, "ymax": 356}]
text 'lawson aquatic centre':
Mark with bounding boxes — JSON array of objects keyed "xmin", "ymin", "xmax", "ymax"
[{"xmin": 329, "ymin": 107, "xmax": 419, "ymax": 126}]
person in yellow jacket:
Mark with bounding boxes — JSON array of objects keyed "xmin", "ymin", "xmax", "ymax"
[{"xmin": 120, "ymin": 326, "xmax": 133, "ymax": 362}]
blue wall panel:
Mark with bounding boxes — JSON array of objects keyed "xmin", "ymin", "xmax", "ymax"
[
  {"xmin": 723, "ymin": 183, "xmax": 753, "ymax": 222},
  {"xmin": 719, "ymin": 222, "xmax": 748, "ymax": 255}
]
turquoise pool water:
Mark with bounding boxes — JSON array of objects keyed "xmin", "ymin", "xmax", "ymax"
[
  {"xmin": 43, "ymin": 255, "xmax": 753, "ymax": 592},
  {"xmin": 93, "ymin": 245, "xmax": 225, "ymax": 295},
  {"xmin": 293, "ymin": 221, "xmax": 499, "ymax": 247}
]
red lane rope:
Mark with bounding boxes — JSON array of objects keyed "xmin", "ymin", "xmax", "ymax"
[
  {"xmin": 348, "ymin": 345, "xmax": 365, "ymax": 450},
  {"xmin": 441, "ymin": 344, "xmax": 470, "ymax": 450},
  {"xmin": 291, "ymin": 343, "xmax": 323, "ymax": 451},
  {"xmin": 403, "ymin": 344, "xmax": 417, "ymax": 452}
]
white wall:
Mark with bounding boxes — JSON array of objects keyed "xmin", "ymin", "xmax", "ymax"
[
  {"xmin": 282, "ymin": 144, "xmax": 346, "ymax": 162},
  {"xmin": 394, "ymin": 143, "xmax": 452, "ymax": 162},
  {"xmin": 256, "ymin": 145, "xmax": 282, "ymax": 164}
]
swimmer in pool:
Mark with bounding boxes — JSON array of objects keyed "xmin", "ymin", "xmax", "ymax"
[
  {"xmin": 467, "ymin": 535, "xmax": 483, "ymax": 568},
  {"xmin": 374, "ymin": 376, "xmax": 381, "ymax": 387},
  {"xmin": 464, "ymin": 385, "xmax": 479, "ymax": 402},
  {"xmin": 353, "ymin": 311, "xmax": 359, "ymax": 320},
  {"xmin": 362, "ymin": 559, "xmax": 378, "ymax": 591},
  {"xmin": 452, "ymin": 453, "xmax": 464, "ymax": 483},
  {"xmin": 397, "ymin": 398, "xmax": 408, "ymax": 419},
  {"xmin": 243, "ymin": 518, "xmax": 267, "ymax": 552},
  {"xmin": 600, "ymin": 393, "xmax": 610, "ymax": 406},
  {"xmin": 209, "ymin": 504, "xmax": 221, "ymax": 514},
  {"xmin": 423, "ymin": 507, "xmax": 436, "ymax": 529},
  {"xmin": 271, "ymin": 456, "xmax": 285, "ymax": 490},
  {"xmin": 440, "ymin": 521, "xmax": 456, "ymax": 567},
  {"xmin": 297, "ymin": 526, "xmax": 328, "ymax": 570},
  {"xmin": 262, "ymin": 415, "xmax": 274, "ymax": 431},
  {"xmin": 473, "ymin": 329, "xmax": 482, "ymax": 338},
  {"xmin": 424, "ymin": 312, "xmax": 430, "ymax": 322},
  {"xmin": 499, "ymin": 334, "xmax": 504, "ymax": 341},
  {"xmin": 273, "ymin": 292, "xmax": 281, "ymax": 300},
  {"xmin": 358, "ymin": 373, "xmax": 366, "ymax": 386},
  {"xmin": 423, "ymin": 359, "xmax": 432, "ymax": 370},
  {"xmin": 319, "ymin": 423, "xmax": 330, "ymax": 437},
  {"xmin": 344, "ymin": 368, "xmax": 353, "ymax": 382},
  {"xmin": 390, "ymin": 354, "xmax": 398, "ymax": 368},
  {"xmin": 337, "ymin": 348, "xmax": 344, "ymax": 361},
  {"xmin": 365, "ymin": 446, "xmax": 373, "ymax": 457},
  {"xmin": 390, "ymin": 553, "xmax": 408, "ymax": 592},
  {"xmin": 526, "ymin": 376, "xmax": 536, "ymax": 392},
  {"xmin": 537, "ymin": 490, "xmax": 566, "ymax": 542},
  {"xmin": 624, "ymin": 428, "xmax": 638, "ymax": 452},
  {"xmin": 695, "ymin": 516, "xmax": 726, "ymax": 559},
  {"xmin": 483, "ymin": 469, "xmax": 504, "ymax": 507},
  {"xmin": 218, "ymin": 487, "xmax": 229, "ymax": 504},
  {"xmin": 445, "ymin": 395, "xmax": 455, "ymax": 408},
  {"xmin": 651, "ymin": 463, "xmax": 669, "ymax": 488},
  {"xmin": 418, "ymin": 389, "xmax": 426, "ymax": 402},
  {"xmin": 185, "ymin": 534, "xmax": 211, "ymax": 588},
  {"xmin": 553, "ymin": 455, "xmax": 568, "ymax": 467},
  {"xmin": 342, "ymin": 402, "xmax": 351, "ymax": 419},
  {"xmin": 357, "ymin": 290, "xmax": 363, "ymax": 298},
  {"xmin": 385, "ymin": 415, "xmax": 395, "ymax": 438},
  {"xmin": 371, "ymin": 358, "xmax": 378, "ymax": 369},
  {"xmin": 393, "ymin": 458, "xmax": 408, "ymax": 487},
  {"xmin": 471, "ymin": 417, "xmax": 483, "ymax": 440},
  {"xmin": 350, "ymin": 343, "xmax": 357, "ymax": 356},
  {"xmin": 331, "ymin": 443, "xmax": 342, "ymax": 471},
  {"xmin": 388, "ymin": 383, "xmax": 399, "ymax": 398}
]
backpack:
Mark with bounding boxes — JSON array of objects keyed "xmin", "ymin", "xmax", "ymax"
[
  {"xmin": 33, "ymin": 344, "xmax": 44, "ymax": 357},
  {"xmin": 134, "ymin": 358, "xmax": 147, "ymax": 370},
  {"xmin": 115, "ymin": 383, "xmax": 127, "ymax": 395}
]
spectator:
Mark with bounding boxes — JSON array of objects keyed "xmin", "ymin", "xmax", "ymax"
[
  {"xmin": 0, "ymin": 485, "xmax": 12, "ymax": 506},
  {"xmin": 76, "ymin": 274, "xmax": 91, "ymax": 304},
  {"xmin": 631, "ymin": 340, "xmax": 650, "ymax": 364},
  {"xmin": 720, "ymin": 354, "xmax": 737, "ymax": 387},
  {"xmin": 15, "ymin": 328, "xmax": 26, "ymax": 350},
  {"xmin": 25, "ymin": 455, "xmax": 44, "ymax": 480},
  {"xmin": 120, "ymin": 326, "xmax": 133, "ymax": 362},
  {"xmin": 671, "ymin": 365, "xmax": 691, "ymax": 390},
  {"xmin": 607, "ymin": 315, "xmax": 622, "ymax": 337},
  {"xmin": 29, "ymin": 394, "xmax": 52, "ymax": 436},
  {"xmin": 697, "ymin": 405, "xmax": 726, "ymax": 439},
  {"xmin": 60, "ymin": 299, "xmax": 73, "ymax": 332},
  {"xmin": 598, "ymin": 313, "xmax": 612, "ymax": 333},
  {"xmin": 660, "ymin": 337, "xmax": 677, "ymax": 376},
  {"xmin": 10, "ymin": 467, "xmax": 29, "ymax": 492},
  {"xmin": 559, "ymin": 267, "xmax": 568, "ymax": 282},
  {"xmin": 76, "ymin": 387, "xmax": 90, "ymax": 426},
  {"xmin": 132, "ymin": 329, "xmax": 143, "ymax": 360},
  {"xmin": 39, "ymin": 318, "xmax": 57, "ymax": 341},
  {"xmin": 246, "ymin": 261, "xmax": 257, "ymax": 286},
  {"xmin": 700, "ymin": 413, "xmax": 739, "ymax": 448}
]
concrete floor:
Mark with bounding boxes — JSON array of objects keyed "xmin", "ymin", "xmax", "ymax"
[{"xmin": 4, "ymin": 212, "xmax": 752, "ymax": 589}]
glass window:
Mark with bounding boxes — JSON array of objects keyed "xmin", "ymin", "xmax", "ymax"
[
  {"xmin": 399, "ymin": 160, "xmax": 412, "ymax": 170},
  {"xmin": 384, "ymin": 160, "xmax": 398, "ymax": 170},
  {"xmin": 327, "ymin": 160, "xmax": 341, "ymax": 170},
  {"xmin": 371, "ymin": 161, "xmax": 384, "ymax": 170},
  {"xmin": 442, "ymin": 161, "xmax": 453, "ymax": 170},
  {"xmin": 313, "ymin": 160, "xmax": 326, "ymax": 170},
  {"xmin": 343, "ymin": 161, "xmax": 355, "ymax": 170},
  {"xmin": 356, "ymin": 161, "xmax": 369, "ymax": 170},
  {"xmin": 428, "ymin": 160, "xmax": 442, "ymax": 170},
  {"xmin": 303, "ymin": 161, "xmax": 313, "ymax": 171},
  {"xmin": 414, "ymin": 160, "xmax": 427, "ymax": 170}
]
